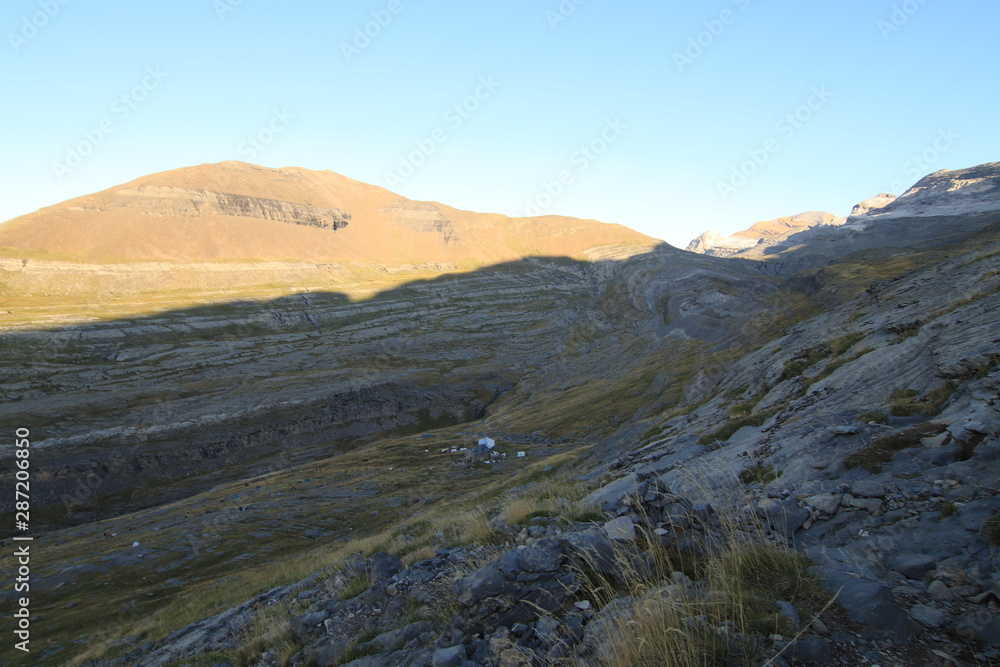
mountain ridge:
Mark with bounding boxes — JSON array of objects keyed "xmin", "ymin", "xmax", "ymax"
[
  {"xmin": 0, "ymin": 161, "xmax": 656, "ymax": 266},
  {"xmin": 2, "ymin": 160, "xmax": 1000, "ymax": 665},
  {"xmin": 687, "ymin": 162, "xmax": 1000, "ymax": 263}
]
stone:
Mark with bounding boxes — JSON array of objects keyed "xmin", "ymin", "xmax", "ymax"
[
  {"xmin": 928, "ymin": 580, "xmax": 956, "ymax": 602},
  {"xmin": 951, "ymin": 611, "xmax": 1000, "ymax": 646},
  {"xmin": 805, "ymin": 493, "xmax": 842, "ymax": 515},
  {"xmin": 535, "ymin": 614, "xmax": 561, "ymax": 648},
  {"xmin": 369, "ymin": 552, "xmax": 403, "ymax": 587},
  {"xmin": 921, "ymin": 432, "xmax": 951, "ymax": 447},
  {"xmin": 370, "ymin": 621, "xmax": 437, "ymax": 651},
  {"xmin": 847, "ymin": 496, "xmax": 883, "ymax": 513},
  {"xmin": 851, "ymin": 480, "xmax": 887, "ymax": 498},
  {"xmin": 453, "ymin": 563, "xmax": 511, "ymax": 606},
  {"xmin": 290, "ymin": 610, "xmax": 329, "ymax": 641},
  {"xmin": 833, "ymin": 424, "xmax": 862, "ymax": 435},
  {"xmin": 582, "ymin": 474, "xmax": 641, "ymax": 510},
  {"xmin": 783, "ymin": 636, "xmax": 832, "ymax": 664},
  {"xmin": 911, "ymin": 604, "xmax": 951, "ymax": 628},
  {"xmin": 603, "ymin": 516, "xmax": 636, "ymax": 542},
  {"xmin": 315, "ymin": 639, "xmax": 351, "ymax": 667},
  {"xmin": 892, "ymin": 554, "xmax": 936, "ymax": 580},
  {"xmin": 812, "ymin": 566, "xmax": 921, "ymax": 640},
  {"xmin": 776, "ymin": 601, "xmax": 800, "ymax": 630},
  {"xmin": 693, "ymin": 502, "xmax": 715, "ymax": 521},
  {"xmin": 915, "ymin": 447, "xmax": 957, "ymax": 466},
  {"xmin": 958, "ymin": 498, "xmax": 1000, "ymax": 532},
  {"xmin": 432, "ymin": 645, "xmax": 466, "ymax": 667},
  {"xmin": 758, "ymin": 498, "xmax": 811, "ymax": 538},
  {"xmin": 517, "ymin": 539, "xmax": 564, "ymax": 573},
  {"xmin": 560, "ymin": 530, "xmax": 619, "ymax": 577},
  {"xmin": 498, "ymin": 647, "xmax": 531, "ymax": 666}
]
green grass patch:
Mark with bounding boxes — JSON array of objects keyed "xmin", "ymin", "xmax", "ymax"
[
  {"xmin": 845, "ymin": 422, "xmax": 948, "ymax": 473},
  {"xmin": 828, "ymin": 331, "xmax": 866, "ymax": 355},
  {"xmin": 940, "ymin": 501, "xmax": 958, "ymax": 519},
  {"xmin": 728, "ymin": 398, "xmax": 761, "ymax": 418},
  {"xmin": 698, "ymin": 410, "xmax": 778, "ymax": 446},
  {"xmin": 858, "ymin": 410, "xmax": 890, "ymax": 425},
  {"xmin": 812, "ymin": 346, "xmax": 874, "ymax": 383},
  {"xmin": 889, "ymin": 385, "xmax": 954, "ymax": 417},
  {"xmin": 889, "ymin": 321, "xmax": 922, "ymax": 344},
  {"xmin": 738, "ymin": 465, "xmax": 779, "ymax": 486},
  {"xmin": 983, "ymin": 512, "xmax": 1000, "ymax": 546},
  {"xmin": 588, "ymin": 523, "xmax": 829, "ymax": 667},
  {"xmin": 338, "ymin": 571, "xmax": 372, "ymax": 600}
]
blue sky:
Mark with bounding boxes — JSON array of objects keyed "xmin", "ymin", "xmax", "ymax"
[{"xmin": 1, "ymin": 0, "xmax": 997, "ymax": 249}]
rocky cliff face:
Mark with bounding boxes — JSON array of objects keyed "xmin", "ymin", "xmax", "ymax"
[{"xmin": 111, "ymin": 185, "xmax": 354, "ymax": 231}]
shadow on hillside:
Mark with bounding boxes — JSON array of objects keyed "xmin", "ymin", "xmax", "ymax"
[
  {"xmin": 1, "ymin": 244, "xmax": 689, "ymax": 339},
  {"xmin": 8, "ymin": 243, "xmax": 746, "ymax": 532}
]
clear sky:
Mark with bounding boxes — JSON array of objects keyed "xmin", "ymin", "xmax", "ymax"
[{"xmin": 2, "ymin": 0, "xmax": 997, "ymax": 249}]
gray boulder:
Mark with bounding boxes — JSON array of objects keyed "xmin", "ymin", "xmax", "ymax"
[
  {"xmin": 951, "ymin": 611, "xmax": 1000, "ymax": 646},
  {"xmin": 783, "ymin": 636, "xmax": 832, "ymax": 664},
  {"xmin": 892, "ymin": 554, "xmax": 936, "ymax": 580},
  {"xmin": 812, "ymin": 566, "xmax": 921, "ymax": 640},
  {"xmin": 432, "ymin": 644, "xmax": 466, "ymax": 667}
]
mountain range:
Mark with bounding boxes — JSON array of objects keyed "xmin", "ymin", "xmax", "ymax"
[{"xmin": 1, "ymin": 160, "xmax": 998, "ymax": 666}]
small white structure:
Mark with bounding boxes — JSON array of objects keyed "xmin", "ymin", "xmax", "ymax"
[
  {"xmin": 517, "ymin": 451, "xmax": 526, "ymax": 458},
  {"xmin": 465, "ymin": 437, "xmax": 499, "ymax": 464}
]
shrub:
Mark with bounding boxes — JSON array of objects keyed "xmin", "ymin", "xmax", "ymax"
[
  {"xmin": 698, "ymin": 410, "xmax": 778, "ymax": 446},
  {"xmin": 983, "ymin": 513, "xmax": 1000, "ymax": 546},
  {"xmin": 889, "ymin": 321, "xmax": 922, "ymax": 344},
  {"xmin": 586, "ymin": 492, "xmax": 829, "ymax": 667},
  {"xmin": 858, "ymin": 411, "xmax": 889, "ymax": 425},
  {"xmin": 729, "ymin": 398, "xmax": 760, "ymax": 418},
  {"xmin": 339, "ymin": 571, "xmax": 372, "ymax": 600},
  {"xmin": 781, "ymin": 358, "xmax": 812, "ymax": 380},
  {"xmin": 888, "ymin": 385, "xmax": 954, "ymax": 417},
  {"xmin": 738, "ymin": 465, "xmax": 779, "ymax": 486},
  {"xmin": 828, "ymin": 331, "xmax": 866, "ymax": 356}
]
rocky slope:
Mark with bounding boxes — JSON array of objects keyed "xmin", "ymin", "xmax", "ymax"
[
  {"xmin": 688, "ymin": 162, "xmax": 1000, "ymax": 270},
  {"xmin": 1, "ymin": 161, "xmax": 999, "ymax": 665}
]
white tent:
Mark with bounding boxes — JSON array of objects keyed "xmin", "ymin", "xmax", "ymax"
[{"xmin": 478, "ymin": 437, "xmax": 495, "ymax": 450}]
